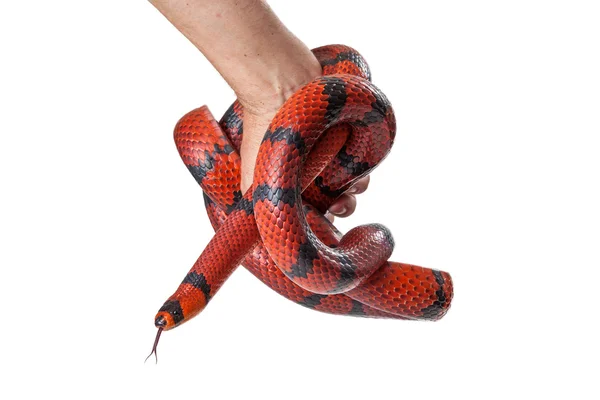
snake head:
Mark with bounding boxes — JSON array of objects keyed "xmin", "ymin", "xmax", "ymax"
[
  {"xmin": 154, "ymin": 299, "xmax": 185, "ymax": 330},
  {"xmin": 154, "ymin": 295, "xmax": 205, "ymax": 330}
]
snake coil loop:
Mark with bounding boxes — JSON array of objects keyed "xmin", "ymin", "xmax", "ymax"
[{"xmin": 153, "ymin": 45, "xmax": 453, "ymax": 334}]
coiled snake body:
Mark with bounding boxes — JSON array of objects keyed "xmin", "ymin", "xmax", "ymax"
[{"xmin": 150, "ymin": 45, "xmax": 453, "ymax": 354}]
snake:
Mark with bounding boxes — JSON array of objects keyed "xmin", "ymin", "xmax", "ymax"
[{"xmin": 147, "ymin": 45, "xmax": 453, "ymax": 361}]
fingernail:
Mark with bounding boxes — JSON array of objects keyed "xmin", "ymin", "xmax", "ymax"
[
  {"xmin": 330, "ymin": 206, "xmax": 347, "ymax": 215},
  {"xmin": 347, "ymin": 187, "xmax": 359, "ymax": 194}
]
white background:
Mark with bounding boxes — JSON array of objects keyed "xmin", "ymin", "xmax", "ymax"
[{"xmin": 1, "ymin": 1, "xmax": 599, "ymax": 399}]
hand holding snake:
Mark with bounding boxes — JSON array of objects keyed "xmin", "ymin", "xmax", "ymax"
[{"xmin": 147, "ymin": 1, "xmax": 453, "ymax": 362}]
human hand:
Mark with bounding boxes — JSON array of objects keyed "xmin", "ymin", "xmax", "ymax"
[{"xmin": 150, "ymin": 0, "xmax": 370, "ymax": 218}]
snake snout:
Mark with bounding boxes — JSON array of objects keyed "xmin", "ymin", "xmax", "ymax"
[{"xmin": 154, "ymin": 315, "xmax": 167, "ymax": 328}]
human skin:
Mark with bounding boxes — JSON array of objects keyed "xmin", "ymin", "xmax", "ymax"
[{"xmin": 149, "ymin": 0, "xmax": 370, "ymax": 218}]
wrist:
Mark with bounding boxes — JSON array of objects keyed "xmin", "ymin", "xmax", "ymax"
[{"xmin": 235, "ymin": 48, "xmax": 322, "ymax": 116}]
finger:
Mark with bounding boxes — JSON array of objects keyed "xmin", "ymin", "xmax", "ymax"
[
  {"xmin": 324, "ymin": 212, "xmax": 335, "ymax": 223},
  {"xmin": 346, "ymin": 176, "xmax": 370, "ymax": 195},
  {"xmin": 240, "ymin": 113, "xmax": 271, "ymax": 193},
  {"xmin": 328, "ymin": 194, "xmax": 357, "ymax": 218},
  {"xmin": 240, "ymin": 163, "xmax": 255, "ymax": 194}
]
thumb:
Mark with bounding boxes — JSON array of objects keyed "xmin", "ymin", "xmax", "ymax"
[{"xmin": 240, "ymin": 113, "xmax": 271, "ymax": 193}]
